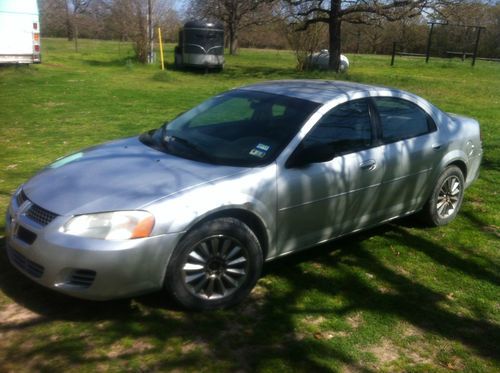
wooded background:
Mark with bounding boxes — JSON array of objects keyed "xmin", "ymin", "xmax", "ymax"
[{"xmin": 39, "ymin": 1, "xmax": 500, "ymax": 67}]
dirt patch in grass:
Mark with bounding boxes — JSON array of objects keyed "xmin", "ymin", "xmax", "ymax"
[
  {"xmin": 0, "ymin": 302, "xmax": 42, "ymax": 327},
  {"xmin": 402, "ymin": 323, "xmax": 426, "ymax": 337},
  {"xmin": 313, "ymin": 330, "xmax": 349, "ymax": 340},
  {"xmin": 237, "ymin": 284, "xmax": 268, "ymax": 318},
  {"xmin": 107, "ymin": 339, "xmax": 155, "ymax": 358},
  {"xmin": 440, "ymin": 356, "xmax": 465, "ymax": 371},
  {"xmin": 341, "ymin": 363, "xmax": 364, "ymax": 373},
  {"xmin": 303, "ymin": 315, "xmax": 326, "ymax": 327},
  {"xmin": 346, "ymin": 313, "xmax": 363, "ymax": 329},
  {"xmin": 181, "ymin": 339, "xmax": 211, "ymax": 355},
  {"xmin": 377, "ymin": 286, "xmax": 399, "ymax": 295},
  {"xmin": 368, "ymin": 339, "xmax": 400, "ymax": 364},
  {"xmin": 395, "ymin": 266, "xmax": 411, "ymax": 277},
  {"xmin": 367, "ymin": 335, "xmax": 434, "ymax": 369},
  {"xmin": 482, "ymin": 225, "xmax": 500, "ymax": 238}
]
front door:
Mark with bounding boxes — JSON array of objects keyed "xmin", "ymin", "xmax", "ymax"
[{"xmin": 276, "ymin": 98, "xmax": 385, "ymax": 255}]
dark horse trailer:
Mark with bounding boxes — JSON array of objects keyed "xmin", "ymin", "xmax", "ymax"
[{"xmin": 174, "ymin": 20, "xmax": 224, "ymax": 70}]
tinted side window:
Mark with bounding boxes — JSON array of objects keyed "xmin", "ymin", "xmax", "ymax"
[
  {"xmin": 304, "ymin": 99, "xmax": 372, "ymax": 155},
  {"xmin": 374, "ymin": 98, "xmax": 434, "ymax": 143}
]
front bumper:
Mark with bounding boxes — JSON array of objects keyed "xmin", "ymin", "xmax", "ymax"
[{"xmin": 5, "ymin": 194, "xmax": 182, "ymax": 300}]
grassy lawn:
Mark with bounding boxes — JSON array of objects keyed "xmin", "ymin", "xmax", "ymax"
[{"xmin": 0, "ymin": 38, "xmax": 499, "ymax": 372}]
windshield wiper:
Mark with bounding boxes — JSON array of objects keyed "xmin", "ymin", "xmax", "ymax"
[{"xmin": 162, "ymin": 134, "xmax": 217, "ymax": 163}]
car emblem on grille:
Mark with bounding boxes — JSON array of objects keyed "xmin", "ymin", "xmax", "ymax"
[
  {"xmin": 11, "ymin": 202, "xmax": 32, "ymax": 237},
  {"xmin": 18, "ymin": 201, "xmax": 32, "ymax": 216}
]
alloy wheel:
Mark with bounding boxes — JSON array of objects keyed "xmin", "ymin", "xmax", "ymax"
[
  {"xmin": 436, "ymin": 175, "xmax": 461, "ymax": 218},
  {"xmin": 181, "ymin": 235, "xmax": 249, "ymax": 299}
]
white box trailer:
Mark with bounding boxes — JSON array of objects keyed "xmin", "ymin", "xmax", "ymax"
[{"xmin": 0, "ymin": 0, "xmax": 41, "ymax": 64}]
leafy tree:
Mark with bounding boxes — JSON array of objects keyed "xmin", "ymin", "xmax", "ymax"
[{"xmin": 286, "ymin": 0, "xmax": 434, "ymax": 71}]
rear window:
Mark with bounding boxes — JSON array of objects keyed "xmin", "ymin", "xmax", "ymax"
[{"xmin": 374, "ymin": 98, "xmax": 435, "ymax": 143}]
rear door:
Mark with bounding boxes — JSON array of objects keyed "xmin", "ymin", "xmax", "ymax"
[{"xmin": 369, "ymin": 97, "xmax": 440, "ymax": 220}]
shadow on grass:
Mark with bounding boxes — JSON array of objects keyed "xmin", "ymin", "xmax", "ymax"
[
  {"xmin": 83, "ymin": 57, "xmax": 136, "ymax": 68},
  {"xmin": 220, "ymin": 64, "xmax": 349, "ymax": 81},
  {"xmin": 162, "ymin": 61, "xmax": 346, "ymax": 80},
  {"xmin": 0, "ymin": 220, "xmax": 499, "ymax": 370},
  {"xmin": 221, "ymin": 65, "xmax": 299, "ymax": 80}
]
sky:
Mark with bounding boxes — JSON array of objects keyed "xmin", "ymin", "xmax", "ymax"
[{"xmin": 173, "ymin": 0, "xmax": 187, "ymax": 14}]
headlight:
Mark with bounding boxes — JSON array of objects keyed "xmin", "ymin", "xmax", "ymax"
[{"xmin": 61, "ymin": 211, "xmax": 155, "ymax": 240}]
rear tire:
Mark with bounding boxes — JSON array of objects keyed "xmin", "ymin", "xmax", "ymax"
[
  {"xmin": 421, "ymin": 166, "xmax": 465, "ymax": 226},
  {"xmin": 165, "ymin": 217, "xmax": 263, "ymax": 311}
]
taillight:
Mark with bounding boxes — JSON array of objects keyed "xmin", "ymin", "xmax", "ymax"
[{"xmin": 32, "ymin": 24, "xmax": 41, "ymax": 58}]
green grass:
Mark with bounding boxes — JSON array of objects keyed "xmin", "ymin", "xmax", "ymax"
[{"xmin": 0, "ymin": 38, "xmax": 499, "ymax": 372}]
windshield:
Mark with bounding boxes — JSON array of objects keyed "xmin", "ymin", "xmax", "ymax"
[{"xmin": 145, "ymin": 90, "xmax": 320, "ymax": 167}]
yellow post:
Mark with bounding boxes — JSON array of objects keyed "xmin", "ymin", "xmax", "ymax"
[{"xmin": 158, "ymin": 27, "xmax": 165, "ymax": 70}]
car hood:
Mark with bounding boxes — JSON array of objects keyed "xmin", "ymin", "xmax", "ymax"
[{"xmin": 23, "ymin": 137, "xmax": 248, "ymax": 216}]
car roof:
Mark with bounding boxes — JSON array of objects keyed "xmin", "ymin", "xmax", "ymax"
[{"xmin": 239, "ymin": 80, "xmax": 404, "ymax": 104}]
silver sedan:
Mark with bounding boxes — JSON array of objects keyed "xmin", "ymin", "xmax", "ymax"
[{"xmin": 6, "ymin": 80, "xmax": 482, "ymax": 310}]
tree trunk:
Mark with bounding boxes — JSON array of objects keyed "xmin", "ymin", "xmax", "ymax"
[
  {"xmin": 74, "ymin": 22, "xmax": 78, "ymax": 52},
  {"xmin": 328, "ymin": 0, "xmax": 342, "ymax": 71},
  {"xmin": 229, "ymin": 0, "xmax": 239, "ymax": 55},
  {"xmin": 356, "ymin": 29, "xmax": 361, "ymax": 54},
  {"xmin": 229, "ymin": 25, "xmax": 238, "ymax": 55},
  {"xmin": 65, "ymin": 0, "xmax": 73, "ymax": 41}
]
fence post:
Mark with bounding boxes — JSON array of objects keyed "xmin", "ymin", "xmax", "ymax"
[
  {"xmin": 391, "ymin": 42, "xmax": 396, "ymax": 66},
  {"xmin": 472, "ymin": 27, "xmax": 482, "ymax": 67},
  {"xmin": 426, "ymin": 22, "xmax": 435, "ymax": 63},
  {"xmin": 158, "ymin": 27, "xmax": 165, "ymax": 70}
]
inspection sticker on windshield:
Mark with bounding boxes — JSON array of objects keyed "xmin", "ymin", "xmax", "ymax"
[{"xmin": 249, "ymin": 143, "xmax": 270, "ymax": 158}]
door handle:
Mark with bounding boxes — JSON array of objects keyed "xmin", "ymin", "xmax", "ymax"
[
  {"xmin": 360, "ymin": 159, "xmax": 376, "ymax": 171},
  {"xmin": 432, "ymin": 144, "xmax": 442, "ymax": 151}
]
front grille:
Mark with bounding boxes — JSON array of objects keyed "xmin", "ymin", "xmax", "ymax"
[
  {"xmin": 16, "ymin": 226, "xmax": 37, "ymax": 245},
  {"xmin": 67, "ymin": 269, "xmax": 96, "ymax": 288},
  {"xmin": 26, "ymin": 204, "xmax": 58, "ymax": 226},
  {"xmin": 16, "ymin": 190, "xmax": 28, "ymax": 206},
  {"xmin": 8, "ymin": 247, "xmax": 45, "ymax": 278}
]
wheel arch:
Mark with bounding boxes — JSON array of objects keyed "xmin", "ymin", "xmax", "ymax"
[
  {"xmin": 420, "ymin": 153, "xmax": 468, "ymax": 209},
  {"xmin": 437, "ymin": 149, "xmax": 468, "ymax": 180},
  {"xmin": 179, "ymin": 208, "xmax": 270, "ymax": 260},
  {"xmin": 446, "ymin": 159, "xmax": 467, "ymax": 180}
]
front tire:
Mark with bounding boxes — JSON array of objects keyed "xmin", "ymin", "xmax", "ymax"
[
  {"xmin": 165, "ymin": 218, "xmax": 263, "ymax": 311},
  {"xmin": 422, "ymin": 166, "xmax": 465, "ymax": 226}
]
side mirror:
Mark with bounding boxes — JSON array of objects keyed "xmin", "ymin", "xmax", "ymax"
[{"xmin": 286, "ymin": 143, "xmax": 335, "ymax": 168}]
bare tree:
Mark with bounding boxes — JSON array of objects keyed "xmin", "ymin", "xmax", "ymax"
[
  {"xmin": 104, "ymin": 0, "xmax": 177, "ymax": 63},
  {"xmin": 286, "ymin": 0, "xmax": 437, "ymax": 71},
  {"xmin": 188, "ymin": 0, "xmax": 277, "ymax": 55},
  {"xmin": 287, "ymin": 22, "xmax": 327, "ymax": 69},
  {"xmin": 65, "ymin": 0, "xmax": 94, "ymax": 51},
  {"xmin": 40, "ymin": 0, "xmax": 68, "ymax": 38}
]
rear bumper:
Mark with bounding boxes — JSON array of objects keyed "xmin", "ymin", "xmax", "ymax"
[{"xmin": 0, "ymin": 54, "xmax": 40, "ymax": 64}]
